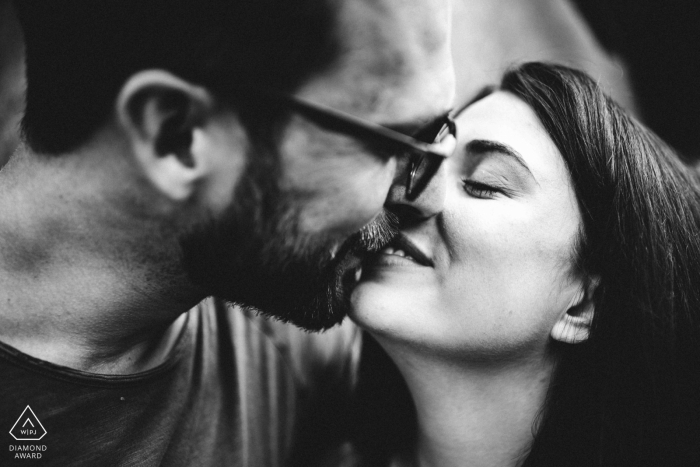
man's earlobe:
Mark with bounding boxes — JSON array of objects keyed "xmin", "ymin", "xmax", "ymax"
[
  {"xmin": 551, "ymin": 276, "xmax": 600, "ymax": 344},
  {"xmin": 116, "ymin": 70, "xmax": 214, "ymax": 201}
]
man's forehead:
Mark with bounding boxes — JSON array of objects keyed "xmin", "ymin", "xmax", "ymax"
[
  {"xmin": 333, "ymin": 0, "xmax": 451, "ymax": 60},
  {"xmin": 303, "ymin": 0, "xmax": 454, "ymax": 116}
]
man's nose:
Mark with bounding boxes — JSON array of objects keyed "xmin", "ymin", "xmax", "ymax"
[{"xmin": 385, "ymin": 157, "xmax": 446, "ymax": 221}]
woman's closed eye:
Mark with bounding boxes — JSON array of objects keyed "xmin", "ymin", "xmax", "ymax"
[
  {"xmin": 458, "ymin": 139, "xmax": 539, "ymax": 199},
  {"xmin": 461, "ymin": 178, "xmax": 506, "ymax": 199}
]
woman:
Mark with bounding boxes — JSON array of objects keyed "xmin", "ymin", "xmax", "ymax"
[{"xmin": 345, "ymin": 62, "xmax": 700, "ymax": 467}]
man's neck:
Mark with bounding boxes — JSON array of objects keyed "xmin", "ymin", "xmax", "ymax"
[
  {"xmin": 383, "ymin": 342, "xmax": 554, "ymax": 467},
  {"xmin": 0, "ymin": 147, "xmax": 203, "ymax": 373}
]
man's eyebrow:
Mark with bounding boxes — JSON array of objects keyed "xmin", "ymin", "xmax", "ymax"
[{"xmin": 465, "ymin": 139, "xmax": 538, "ymax": 182}]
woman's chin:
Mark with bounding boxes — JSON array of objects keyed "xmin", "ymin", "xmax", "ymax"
[{"xmin": 349, "ymin": 272, "xmax": 427, "ymax": 332}]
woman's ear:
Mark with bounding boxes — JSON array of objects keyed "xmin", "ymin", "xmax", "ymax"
[
  {"xmin": 551, "ymin": 276, "xmax": 600, "ymax": 344},
  {"xmin": 115, "ymin": 70, "xmax": 214, "ymax": 201}
]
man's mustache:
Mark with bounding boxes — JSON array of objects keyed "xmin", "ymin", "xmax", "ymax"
[
  {"xmin": 355, "ymin": 209, "xmax": 400, "ymax": 252},
  {"xmin": 327, "ymin": 209, "xmax": 398, "ymax": 281}
]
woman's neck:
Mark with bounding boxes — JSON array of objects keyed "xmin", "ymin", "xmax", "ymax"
[{"xmin": 383, "ymin": 342, "xmax": 555, "ymax": 467}]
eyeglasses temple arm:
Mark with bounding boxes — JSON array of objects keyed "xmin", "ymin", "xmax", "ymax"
[{"xmin": 284, "ymin": 96, "xmax": 451, "ymax": 158}]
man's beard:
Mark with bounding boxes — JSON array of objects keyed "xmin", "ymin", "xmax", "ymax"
[{"xmin": 180, "ymin": 145, "xmax": 397, "ymax": 331}]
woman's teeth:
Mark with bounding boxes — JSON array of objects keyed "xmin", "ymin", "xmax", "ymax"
[{"xmin": 382, "ymin": 247, "xmax": 414, "ymax": 261}]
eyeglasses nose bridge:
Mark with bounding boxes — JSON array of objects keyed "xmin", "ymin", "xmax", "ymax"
[
  {"xmin": 435, "ymin": 120, "xmax": 453, "ymax": 143},
  {"xmin": 434, "ymin": 132, "xmax": 457, "ymax": 158}
]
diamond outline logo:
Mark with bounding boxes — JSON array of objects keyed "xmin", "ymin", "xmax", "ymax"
[{"xmin": 9, "ymin": 406, "xmax": 47, "ymax": 441}]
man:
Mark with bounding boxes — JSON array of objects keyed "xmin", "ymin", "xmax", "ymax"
[{"xmin": 1, "ymin": 0, "xmax": 455, "ymax": 465}]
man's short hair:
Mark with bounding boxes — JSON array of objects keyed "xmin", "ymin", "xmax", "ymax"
[{"xmin": 13, "ymin": 0, "xmax": 338, "ymax": 154}]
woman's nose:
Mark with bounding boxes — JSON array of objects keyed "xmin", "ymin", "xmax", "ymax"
[{"xmin": 385, "ymin": 156, "xmax": 447, "ymax": 222}]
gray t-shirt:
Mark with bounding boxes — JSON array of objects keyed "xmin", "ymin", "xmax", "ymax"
[{"xmin": 0, "ymin": 299, "xmax": 360, "ymax": 466}]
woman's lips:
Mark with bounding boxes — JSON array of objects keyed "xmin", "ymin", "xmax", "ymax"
[
  {"xmin": 390, "ymin": 234, "xmax": 434, "ymax": 267},
  {"xmin": 361, "ymin": 233, "xmax": 434, "ymax": 273},
  {"xmin": 334, "ymin": 230, "xmax": 432, "ymax": 288}
]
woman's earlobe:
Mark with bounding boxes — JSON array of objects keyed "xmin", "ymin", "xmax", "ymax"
[{"xmin": 551, "ymin": 276, "xmax": 600, "ymax": 344}]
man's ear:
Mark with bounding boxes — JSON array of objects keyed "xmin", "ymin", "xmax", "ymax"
[
  {"xmin": 116, "ymin": 70, "xmax": 214, "ymax": 201},
  {"xmin": 551, "ymin": 276, "xmax": 600, "ymax": 344}
]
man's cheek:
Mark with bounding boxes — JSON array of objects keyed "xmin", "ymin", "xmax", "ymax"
[{"xmin": 298, "ymin": 160, "xmax": 397, "ymax": 236}]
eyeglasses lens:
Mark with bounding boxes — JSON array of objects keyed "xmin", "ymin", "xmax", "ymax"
[{"xmin": 406, "ymin": 118, "xmax": 455, "ymax": 199}]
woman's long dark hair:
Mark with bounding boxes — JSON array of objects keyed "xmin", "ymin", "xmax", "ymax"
[
  {"xmin": 504, "ymin": 62, "xmax": 700, "ymax": 467},
  {"xmin": 351, "ymin": 62, "xmax": 700, "ymax": 466}
]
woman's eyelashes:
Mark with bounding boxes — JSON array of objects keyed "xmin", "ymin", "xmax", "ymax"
[{"xmin": 461, "ymin": 178, "xmax": 504, "ymax": 199}]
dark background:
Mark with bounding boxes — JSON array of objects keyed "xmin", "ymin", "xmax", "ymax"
[{"xmin": 572, "ymin": 0, "xmax": 700, "ymax": 161}]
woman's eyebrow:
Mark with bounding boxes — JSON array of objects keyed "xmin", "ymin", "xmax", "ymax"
[{"xmin": 464, "ymin": 139, "xmax": 538, "ymax": 183}]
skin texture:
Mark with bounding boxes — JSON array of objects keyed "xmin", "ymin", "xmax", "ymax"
[
  {"xmin": 351, "ymin": 91, "xmax": 591, "ymax": 467},
  {"xmin": 0, "ymin": 0, "xmax": 455, "ymax": 373}
]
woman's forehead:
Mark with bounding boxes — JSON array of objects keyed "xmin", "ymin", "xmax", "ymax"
[{"xmin": 456, "ymin": 91, "xmax": 536, "ymax": 128}]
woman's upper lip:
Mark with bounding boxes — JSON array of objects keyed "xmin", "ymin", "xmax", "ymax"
[{"xmin": 391, "ymin": 233, "xmax": 434, "ymax": 267}]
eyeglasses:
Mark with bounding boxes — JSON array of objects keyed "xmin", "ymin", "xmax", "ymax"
[{"xmin": 241, "ymin": 88, "xmax": 458, "ymax": 200}]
